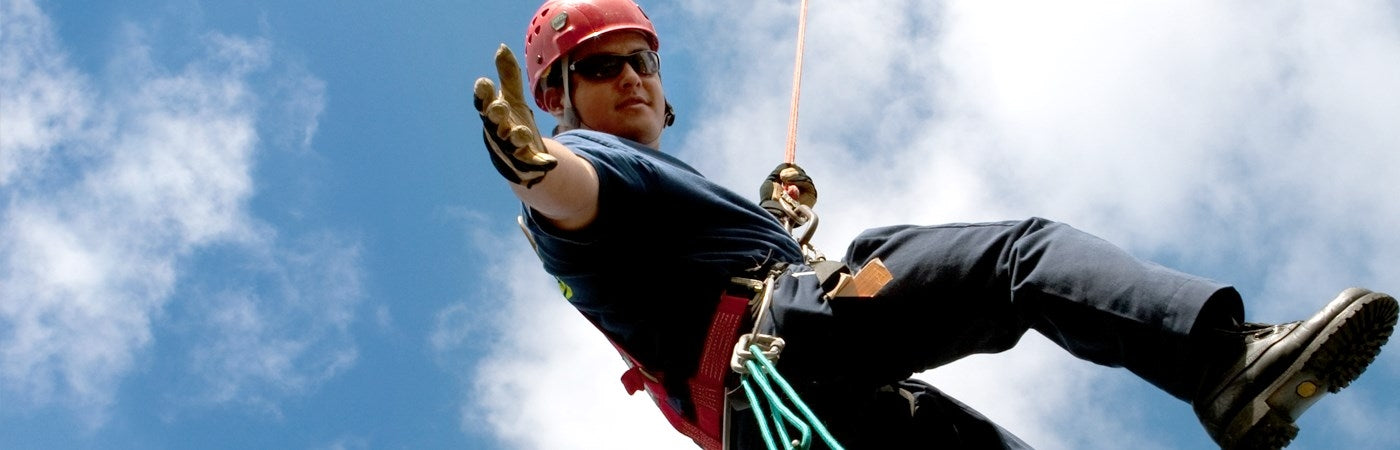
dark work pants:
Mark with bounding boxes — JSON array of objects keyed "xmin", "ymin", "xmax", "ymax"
[{"xmin": 731, "ymin": 218, "xmax": 1242, "ymax": 448}]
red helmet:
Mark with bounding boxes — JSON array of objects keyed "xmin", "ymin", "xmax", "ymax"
[{"xmin": 525, "ymin": 0, "xmax": 660, "ymax": 108}]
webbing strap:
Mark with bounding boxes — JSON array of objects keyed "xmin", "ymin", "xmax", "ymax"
[{"xmin": 615, "ymin": 293, "xmax": 751, "ymax": 450}]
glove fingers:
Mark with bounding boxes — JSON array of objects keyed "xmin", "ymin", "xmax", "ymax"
[
  {"xmin": 474, "ymin": 78, "xmax": 506, "ymax": 141},
  {"xmin": 515, "ymin": 150, "xmax": 558, "ymax": 169},
  {"xmin": 508, "ymin": 125, "xmax": 558, "ymax": 166},
  {"xmin": 506, "ymin": 124, "xmax": 536, "ymax": 148},
  {"xmin": 494, "ymin": 44, "xmax": 527, "ymax": 105},
  {"xmin": 779, "ymin": 167, "xmax": 811, "ymax": 184},
  {"xmin": 485, "ymin": 100, "xmax": 511, "ymax": 130},
  {"xmin": 763, "ymin": 163, "xmax": 817, "ymax": 207},
  {"xmin": 478, "ymin": 43, "xmax": 553, "ymax": 188},
  {"xmin": 473, "ymin": 77, "xmax": 497, "ymax": 113}
]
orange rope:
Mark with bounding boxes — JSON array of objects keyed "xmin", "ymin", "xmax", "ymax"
[{"xmin": 783, "ymin": 0, "xmax": 810, "ymax": 164}]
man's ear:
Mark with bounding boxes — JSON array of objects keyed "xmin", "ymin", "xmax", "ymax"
[{"xmin": 539, "ymin": 86, "xmax": 566, "ymax": 117}]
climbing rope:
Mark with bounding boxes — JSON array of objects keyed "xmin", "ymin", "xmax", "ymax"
[
  {"xmin": 774, "ymin": 0, "xmax": 820, "ymax": 257},
  {"xmin": 740, "ymin": 343, "xmax": 843, "ymax": 450},
  {"xmin": 782, "ymin": 0, "xmax": 810, "ymax": 165}
]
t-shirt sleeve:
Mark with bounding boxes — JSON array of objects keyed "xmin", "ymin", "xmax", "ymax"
[{"xmin": 522, "ymin": 132, "xmax": 660, "ymax": 268}]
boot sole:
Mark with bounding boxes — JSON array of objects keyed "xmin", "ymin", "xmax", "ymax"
[{"xmin": 1228, "ymin": 290, "xmax": 1398, "ymax": 450}]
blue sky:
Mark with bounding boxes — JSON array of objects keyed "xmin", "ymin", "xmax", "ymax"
[{"xmin": 3, "ymin": 0, "xmax": 1399, "ymax": 449}]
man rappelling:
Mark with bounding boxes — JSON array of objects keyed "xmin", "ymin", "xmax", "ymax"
[{"xmin": 472, "ymin": 0, "xmax": 1397, "ymax": 448}]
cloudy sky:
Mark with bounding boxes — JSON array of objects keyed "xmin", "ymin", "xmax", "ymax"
[{"xmin": 3, "ymin": 0, "xmax": 1398, "ymax": 449}]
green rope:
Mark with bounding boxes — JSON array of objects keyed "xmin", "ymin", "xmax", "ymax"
[
  {"xmin": 741, "ymin": 343, "xmax": 844, "ymax": 450},
  {"xmin": 740, "ymin": 377, "xmax": 780, "ymax": 450}
]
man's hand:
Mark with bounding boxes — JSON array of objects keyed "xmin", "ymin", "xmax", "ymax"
[
  {"xmin": 759, "ymin": 162, "xmax": 817, "ymax": 208},
  {"xmin": 474, "ymin": 44, "xmax": 557, "ymax": 188}
]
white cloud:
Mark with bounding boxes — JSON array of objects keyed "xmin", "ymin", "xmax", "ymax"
[
  {"xmin": 182, "ymin": 233, "xmax": 363, "ymax": 412},
  {"xmin": 474, "ymin": 0, "xmax": 1400, "ymax": 448},
  {"xmin": 916, "ymin": 338, "xmax": 1178, "ymax": 450},
  {"xmin": 0, "ymin": 0, "xmax": 91, "ymax": 186},
  {"xmin": 0, "ymin": 0, "xmax": 357, "ymax": 426}
]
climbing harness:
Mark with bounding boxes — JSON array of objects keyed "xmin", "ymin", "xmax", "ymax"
[{"xmin": 618, "ymin": 290, "xmax": 755, "ymax": 450}]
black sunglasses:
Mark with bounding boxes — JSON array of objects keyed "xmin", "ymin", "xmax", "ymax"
[{"xmin": 569, "ymin": 50, "xmax": 661, "ymax": 81}]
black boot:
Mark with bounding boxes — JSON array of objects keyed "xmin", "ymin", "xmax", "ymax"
[{"xmin": 1194, "ymin": 288, "xmax": 1398, "ymax": 449}]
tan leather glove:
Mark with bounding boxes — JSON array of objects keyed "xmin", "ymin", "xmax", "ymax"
[
  {"xmin": 474, "ymin": 44, "xmax": 557, "ymax": 188},
  {"xmin": 758, "ymin": 162, "xmax": 817, "ymax": 208}
]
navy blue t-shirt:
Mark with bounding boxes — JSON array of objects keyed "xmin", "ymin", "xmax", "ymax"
[{"xmin": 523, "ymin": 130, "xmax": 803, "ymax": 377}]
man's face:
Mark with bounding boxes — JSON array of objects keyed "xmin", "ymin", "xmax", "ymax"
[{"xmin": 565, "ymin": 32, "xmax": 667, "ymax": 148}]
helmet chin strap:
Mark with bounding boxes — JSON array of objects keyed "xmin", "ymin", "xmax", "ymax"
[{"xmin": 557, "ymin": 54, "xmax": 584, "ymax": 133}]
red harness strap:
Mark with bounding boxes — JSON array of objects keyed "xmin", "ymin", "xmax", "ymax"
[{"xmin": 616, "ymin": 292, "xmax": 751, "ymax": 450}]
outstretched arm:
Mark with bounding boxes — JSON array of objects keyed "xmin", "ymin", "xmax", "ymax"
[
  {"xmin": 513, "ymin": 138, "xmax": 598, "ymax": 231},
  {"xmin": 474, "ymin": 44, "xmax": 598, "ymax": 231}
]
